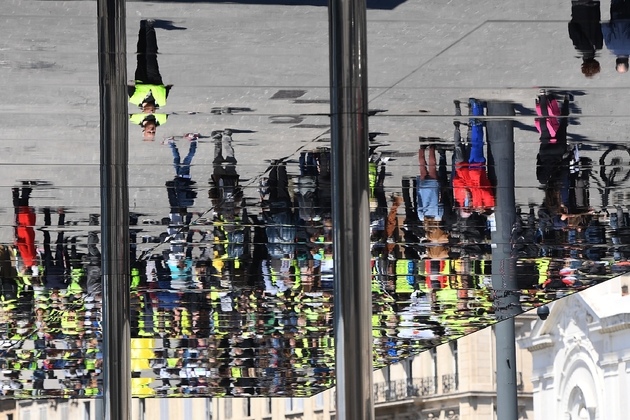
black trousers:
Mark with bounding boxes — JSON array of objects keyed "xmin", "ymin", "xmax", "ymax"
[{"xmin": 135, "ymin": 20, "xmax": 163, "ymax": 85}]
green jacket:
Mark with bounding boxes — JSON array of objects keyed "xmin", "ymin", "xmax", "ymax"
[{"xmin": 129, "ymin": 84, "xmax": 167, "ymax": 108}]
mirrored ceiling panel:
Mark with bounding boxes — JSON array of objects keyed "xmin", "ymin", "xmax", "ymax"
[{"xmin": 1, "ymin": 0, "xmax": 629, "ymax": 399}]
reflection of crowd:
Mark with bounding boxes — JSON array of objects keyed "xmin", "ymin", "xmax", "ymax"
[
  {"xmin": 1, "ymin": 183, "xmax": 102, "ymax": 397},
  {"xmin": 124, "ymin": 141, "xmax": 336, "ymax": 397},
  {"xmin": 2, "ymin": 93, "xmax": 629, "ymax": 398}
]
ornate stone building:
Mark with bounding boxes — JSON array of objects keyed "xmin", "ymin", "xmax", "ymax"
[{"xmin": 519, "ymin": 274, "xmax": 630, "ymax": 420}]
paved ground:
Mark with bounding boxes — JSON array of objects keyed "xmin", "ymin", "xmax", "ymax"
[{"xmin": 2, "ymin": 0, "xmax": 628, "ymax": 233}]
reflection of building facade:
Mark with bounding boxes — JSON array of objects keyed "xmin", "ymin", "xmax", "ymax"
[
  {"xmin": 370, "ymin": 322, "xmax": 533, "ymax": 420},
  {"xmin": 0, "ymin": 401, "xmax": 15, "ymax": 420},
  {"xmin": 519, "ymin": 275, "xmax": 630, "ymax": 420},
  {"xmin": 15, "ymin": 400, "xmax": 95, "ymax": 420},
  {"xmin": 122, "ymin": 325, "xmax": 532, "ymax": 420}
]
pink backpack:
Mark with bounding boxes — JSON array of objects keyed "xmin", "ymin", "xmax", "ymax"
[{"xmin": 535, "ymin": 96, "xmax": 561, "ymax": 139}]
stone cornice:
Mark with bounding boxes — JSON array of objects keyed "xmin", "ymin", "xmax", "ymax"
[
  {"xmin": 520, "ymin": 334, "xmax": 555, "ymax": 352},
  {"xmin": 591, "ymin": 314, "xmax": 630, "ymax": 334}
]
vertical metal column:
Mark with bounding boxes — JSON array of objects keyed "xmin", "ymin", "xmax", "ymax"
[
  {"xmin": 97, "ymin": 1, "xmax": 131, "ymax": 420},
  {"xmin": 328, "ymin": 1, "xmax": 374, "ymax": 420},
  {"xmin": 486, "ymin": 102, "xmax": 520, "ymax": 420}
]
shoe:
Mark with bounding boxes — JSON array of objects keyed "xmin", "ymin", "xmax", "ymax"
[
  {"xmin": 162, "ymin": 137, "xmax": 175, "ymax": 146},
  {"xmin": 223, "ymin": 128, "xmax": 233, "ymax": 136},
  {"xmin": 211, "ymin": 130, "xmax": 222, "ymax": 140},
  {"xmin": 184, "ymin": 133, "xmax": 200, "ymax": 140}
]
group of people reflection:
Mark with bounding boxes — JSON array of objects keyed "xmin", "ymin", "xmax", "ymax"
[
  {"xmin": 3, "ymin": 92, "xmax": 630, "ymax": 399},
  {"xmin": 3, "ymin": 17, "xmax": 630, "ymax": 399}
]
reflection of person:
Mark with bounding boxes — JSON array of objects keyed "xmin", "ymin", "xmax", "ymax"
[
  {"xmin": 452, "ymin": 99, "xmax": 494, "ymax": 216},
  {"xmin": 602, "ymin": 0, "xmax": 630, "ymax": 73},
  {"xmin": 41, "ymin": 207, "xmax": 69, "ymax": 290},
  {"xmin": 128, "ymin": 19, "xmax": 171, "ymax": 112},
  {"xmin": 162, "ymin": 136, "xmax": 199, "ymax": 291},
  {"xmin": 536, "ymin": 91, "xmax": 570, "ymax": 185},
  {"xmin": 13, "ymin": 184, "xmax": 37, "ymax": 275},
  {"xmin": 416, "ymin": 146, "xmax": 444, "ymax": 222},
  {"xmin": 263, "ymin": 161, "xmax": 297, "ymax": 260},
  {"xmin": 568, "ymin": 0, "xmax": 603, "ymax": 77},
  {"xmin": 211, "ymin": 129, "xmax": 236, "ymax": 164},
  {"xmin": 165, "ymin": 144, "xmax": 198, "ymax": 212},
  {"xmin": 129, "ymin": 19, "xmax": 171, "ymax": 140},
  {"xmin": 208, "ymin": 130, "xmax": 249, "ymax": 290},
  {"xmin": 168, "ymin": 137, "xmax": 197, "ymax": 178}
]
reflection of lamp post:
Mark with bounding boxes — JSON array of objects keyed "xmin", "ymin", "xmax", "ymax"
[
  {"xmin": 97, "ymin": 0, "xmax": 131, "ymax": 420},
  {"xmin": 486, "ymin": 102, "xmax": 520, "ymax": 420},
  {"xmin": 329, "ymin": 1, "xmax": 374, "ymax": 419}
]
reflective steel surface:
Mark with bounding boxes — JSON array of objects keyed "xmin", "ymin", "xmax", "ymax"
[
  {"xmin": 329, "ymin": 0, "xmax": 374, "ymax": 418},
  {"xmin": 2, "ymin": 0, "xmax": 630, "ymax": 399},
  {"xmin": 97, "ymin": 0, "xmax": 132, "ymax": 418}
]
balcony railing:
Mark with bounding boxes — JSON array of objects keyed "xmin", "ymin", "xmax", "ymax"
[
  {"xmin": 441, "ymin": 373, "xmax": 458, "ymax": 394},
  {"xmin": 373, "ymin": 377, "xmax": 435, "ymax": 403}
]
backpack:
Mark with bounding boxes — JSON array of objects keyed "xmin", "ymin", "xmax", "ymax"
[{"xmin": 535, "ymin": 94, "xmax": 561, "ymax": 141}]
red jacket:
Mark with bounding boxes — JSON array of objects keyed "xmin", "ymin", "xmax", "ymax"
[
  {"xmin": 16, "ymin": 206, "xmax": 36, "ymax": 267},
  {"xmin": 452, "ymin": 164, "xmax": 495, "ymax": 209}
]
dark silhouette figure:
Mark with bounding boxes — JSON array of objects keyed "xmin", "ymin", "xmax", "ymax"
[
  {"xmin": 128, "ymin": 19, "xmax": 171, "ymax": 140},
  {"xmin": 602, "ymin": 0, "xmax": 630, "ymax": 72},
  {"xmin": 568, "ymin": 1, "xmax": 603, "ymax": 77}
]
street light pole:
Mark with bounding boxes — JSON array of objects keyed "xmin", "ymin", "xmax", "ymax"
[
  {"xmin": 328, "ymin": 1, "xmax": 375, "ymax": 419},
  {"xmin": 97, "ymin": 1, "xmax": 131, "ymax": 419},
  {"xmin": 486, "ymin": 102, "xmax": 520, "ymax": 420}
]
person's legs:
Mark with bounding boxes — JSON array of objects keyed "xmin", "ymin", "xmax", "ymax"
[
  {"xmin": 470, "ymin": 98, "xmax": 484, "ymax": 117},
  {"xmin": 180, "ymin": 140, "xmax": 198, "ymax": 177},
  {"xmin": 43, "ymin": 229, "xmax": 53, "ymax": 272},
  {"xmin": 143, "ymin": 21, "xmax": 163, "ymax": 85},
  {"xmin": 307, "ymin": 152, "xmax": 318, "ymax": 176},
  {"xmin": 469, "ymin": 123, "xmax": 486, "ymax": 164},
  {"xmin": 419, "ymin": 148, "xmax": 428, "ymax": 180},
  {"xmin": 212, "ymin": 131, "xmax": 223, "ymax": 164},
  {"xmin": 275, "ymin": 163, "xmax": 291, "ymax": 203},
  {"xmin": 54, "ymin": 232, "xmax": 65, "ymax": 270},
  {"xmin": 222, "ymin": 131, "xmax": 236, "ymax": 163},
  {"xmin": 87, "ymin": 232, "xmax": 101, "ymax": 258},
  {"xmin": 554, "ymin": 97, "xmax": 571, "ymax": 145},
  {"xmin": 12, "ymin": 188, "xmax": 19, "ymax": 209},
  {"xmin": 401, "ymin": 177, "xmax": 418, "ymax": 224},
  {"xmin": 135, "ymin": 22, "xmax": 149, "ymax": 83},
  {"xmin": 171, "ymin": 143, "xmax": 182, "ymax": 176},
  {"xmin": 437, "ymin": 148, "xmax": 447, "ymax": 184},
  {"xmin": 427, "ymin": 146, "xmax": 438, "ymax": 180},
  {"xmin": 453, "ymin": 123, "xmax": 466, "ymax": 165},
  {"xmin": 43, "ymin": 207, "xmax": 51, "ymax": 227},
  {"xmin": 299, "ymin": 152, "xmax": 307, "ymax": 176},
  {"xmin": 318, "ymin": 151, "xmax": 331, "ymax": 179}
]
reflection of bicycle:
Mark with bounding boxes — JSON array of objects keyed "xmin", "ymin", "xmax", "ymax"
[
  {"xmin": 599, "ymin": 145, "xmax": 630, "ymax": 184},
  {"xmin": 580, "ymin": 144, "xmax": 630, "ymax": 209}
]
